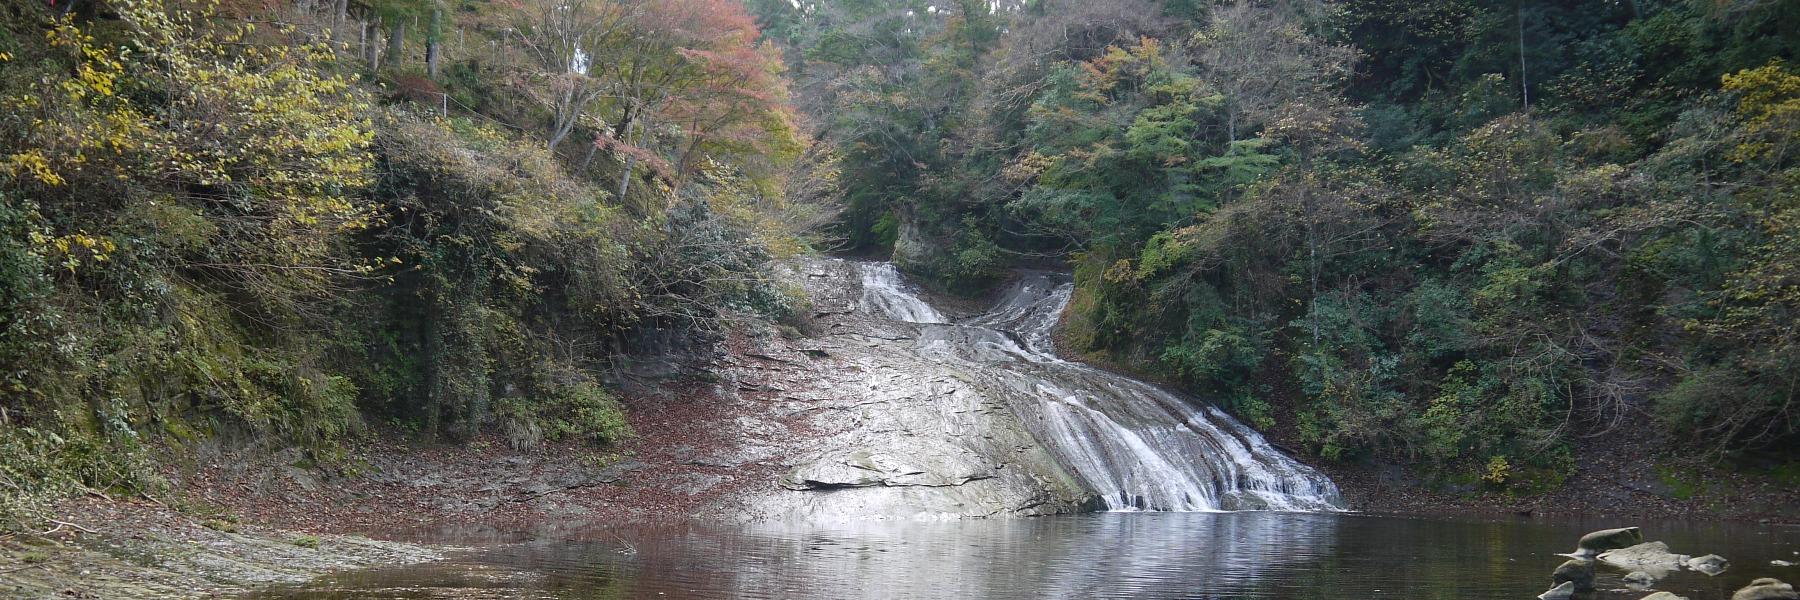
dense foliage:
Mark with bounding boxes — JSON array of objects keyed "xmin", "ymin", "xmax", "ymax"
[
  {"xmin": 0, "ymin": 0, "xmax": 821, "ymax": 522},
  {"xmin": 753, "ymin": 0, "xmax": 1800, "ymax": 483}
]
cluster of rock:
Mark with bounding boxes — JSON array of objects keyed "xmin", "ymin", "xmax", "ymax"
[{"xmin": 1534, "ymin": 527, "xmax": 1797, "ymax": 600}]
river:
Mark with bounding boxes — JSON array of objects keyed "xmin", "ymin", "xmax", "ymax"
[{"xmin": 253, "ymin": 512, "xmax": 1798, "ymax": 599}]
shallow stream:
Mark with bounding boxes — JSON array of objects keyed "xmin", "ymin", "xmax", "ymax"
[{"xmin": 253, "ymin": 512, "xmax": 1800, "ymax": 599}]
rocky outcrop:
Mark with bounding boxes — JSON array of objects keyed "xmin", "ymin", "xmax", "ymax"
[
  {"xmin": 1601, "ymin": 541, "xmax": 1691, "ymax": 576},
  {"xmin": 1552, "ymin": 559, "xmax": 1595, "ymax": 592},
  {"xmin": 779, "ymin": 448, "xmax": 995, "ymax": 490},
  {"xmin": 889, "ymin": 209, "xmax": 945, "ymax": 274},
  {"xmin": 1688, "ymin": 553, "xmax": 1730, "ymax": 575},
  {"xmin": 1734, "ymin": 578, "xmax": 1799, "ymax": 600},
  {"xmin": 716, "ymin": 258, "xmax": 1095, "ymax": 522},
  {"xmin": 1577, "ymin": 527, "xmax": 1645, "ymax": 556},
  {"xmin": 1538, "ymin": 581, "xmax": 1577, "ymax": 600},
  {"xmin": 1553, "ymin": 528, "xmax": 1739, "ymax": 600}
]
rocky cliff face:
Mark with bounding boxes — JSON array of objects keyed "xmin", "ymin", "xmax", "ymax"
[{"xmin": 713, "ymin": 258, "xmax": 1096, "ymax": 521}]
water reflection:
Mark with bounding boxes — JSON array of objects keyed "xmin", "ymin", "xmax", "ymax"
[{"xmin": 252, "ymin": 513, "xmax": 1800, "ymax": 599}]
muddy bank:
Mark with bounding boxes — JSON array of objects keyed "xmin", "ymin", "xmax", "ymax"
[{"xmin": 0, "ymin": 499, "xmax": 441, "ymax": 599}]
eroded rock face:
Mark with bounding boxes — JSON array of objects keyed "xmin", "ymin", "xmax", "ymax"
[
  {"xmin": 713, "ymin": 258, "xmax": 1095, "ymax": 522},
  {"xmin": 780, "ymin": 448, "xmax": 994, "ymax": 490},
  {"xmin": 715, "ymin": 258, "xmax": 1340, "ymax": 522}
]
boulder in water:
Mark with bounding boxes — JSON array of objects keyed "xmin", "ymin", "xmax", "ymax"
[
  {"xmin": 1601, "ymin": 541, "xmax": 1690, "ymax": 575},
  {"xmin": 1688, "ymin": 554, "xmax": 1730, "ymax": 576},
  {"xmin": 1538, "ymin": 581, "xmax": 1577, "ymax": 600},
  {"xmin": 1733, "ymin": 578, "xmax": 1799, "ymax": 600},
  {"xmin": 1623, "ymin": 570, "xmax": 1659, "ymax": 588},
  {"xmin": 1577, "ymin": 527, "xmax": 1645, "ymax": 555},
  {"xmin": 1553, "ymin": 559, "xmax": 1596, "ymax": 592},
  {"xmin": 1640, "ymin": 593, "xmax": 1689, "ymax": 600}
]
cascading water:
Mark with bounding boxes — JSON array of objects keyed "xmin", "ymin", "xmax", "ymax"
[
  {"xmin": 860, "ymin": 262, "xmax": 948, "ymax": 325},
  {"xmin": 857, "ymin": 262, "xmax": 1342, "ymax": 512}
]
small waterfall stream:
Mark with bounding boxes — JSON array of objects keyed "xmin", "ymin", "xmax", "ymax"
[
  {"xmin": 858, "ymin": 263, "xmax": 1342, "ymax": 512},
  {"xmin": 860, "ymin": 263, "xmax": 948, "ymax": 325}
]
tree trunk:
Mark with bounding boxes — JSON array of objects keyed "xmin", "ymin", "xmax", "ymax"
[
  {"xmin": 387, "ymin": 19, "xmax": 407, "ymax": 69},
  {"xmin": 362, "ymin": 20, "xmax": 381, "ymax": 71},
  {"xmin": 426, "ymin": 9, "xmax": 442, "ymax": 79},
  {"xmin": 675, "ymin": 120, "xmax": 702, "ymax": 185},
  {"xmin": 546, "ymin": 84, "xmax": 578, "ymax": 151},
  {"xmin": 1517, "ymin": 5, "xmax": 1530, "ymax": 110},
  {"xmin": 616, "ymin": 117, "xmax": 638, "ymax": 202},
  {"xmin": 617, "ymin": 153, "xmax": 638, "ymax": 203},
  {"xmin": 579, "ymin": 133, "xmax": 602, "ymax": 171},
  {"xmin": 333, "ymin": 0, "xmax": 348, "ymax": 37}
]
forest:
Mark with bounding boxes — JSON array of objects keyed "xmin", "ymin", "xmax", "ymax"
[
  {"xmin": 0, "ymin": 0, "xmax": 830, "ymax": 522},
  {"xmin": 1, "ymin": 0, "xmax": 1798, "ymax": 528},
  {"xmin": 744, "ymin": 0, "xmax": 1800, "ymax": 488}
]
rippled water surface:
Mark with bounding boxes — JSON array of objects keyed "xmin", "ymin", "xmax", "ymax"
[{"xmin": 254, "ymin": 512, "xmax": 1799, "ymax": 599}]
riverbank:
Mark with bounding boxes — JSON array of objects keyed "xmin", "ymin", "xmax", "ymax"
[
  {"xmin": 0, "ymin": 498, "xmax": 442, "ymax": 598},
  {"xmin": 0, "ymin": 352, "xmax": 819, "ymax": 598}
]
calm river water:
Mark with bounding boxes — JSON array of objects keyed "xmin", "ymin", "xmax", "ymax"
[{"xmin": 253, "ymin": 512, "xmax": 1799, "ymax": 599}]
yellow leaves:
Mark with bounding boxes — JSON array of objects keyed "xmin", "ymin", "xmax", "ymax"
[
  {"xmin": 1079, "ymin": 36, "xmax": 1169, "ymax": 100},
  {"xmin": 1481, "ymin": 456, "xmax": 1513, "ymax": 486},
  {"xmin": 1102, "ymin": 259, "xmax": 1137, "ymax": 284},
  {"xmin": 1721, "ymin": 60, "xmax": 1800, "ymax": 163},
  {"xmin": 2, "ymin": 0, "xmax": 378, "ymax": 291},
  {"xmin": 42, "ymin": 232, "xmax": 117, "ymax": 273},
  {"xmin": 4, "ymin": 152, "xmax": 65, "ymax": 186},
  {"xmin": 1002, "ymin": 152, "xmax": 1053, "ymax": 183}
]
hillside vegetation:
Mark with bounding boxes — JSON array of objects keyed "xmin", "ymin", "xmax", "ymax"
[
  {"xmin": 2, "ymin": 0, "xmax": 1795, "ymax": 523},
  {"xmin": 0, "ymin": 0, "xmax": 831, "ymax": 523},
  {"xmin": 749, "ymin": 0, "xmax": 1800, "ymax": 487}
]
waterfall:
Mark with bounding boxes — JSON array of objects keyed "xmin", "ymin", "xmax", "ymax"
[
  {"xmin": 859, "ymin": 262, "xmax": 948, "ymax": 324},
  {"xmin": 858, "ymin": 262, "xmax": 1342, "ymax": 512}
]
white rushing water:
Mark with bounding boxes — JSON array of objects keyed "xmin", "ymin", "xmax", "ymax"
[
  {"xmin": 857, "ymin": 262, "xmax": 1342, "ymax": 512},
  {"xmin": 860, "ymin": 262, "xmax": 948, "ymax": 324}
]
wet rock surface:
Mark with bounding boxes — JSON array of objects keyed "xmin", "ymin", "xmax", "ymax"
[
  {"xmin": 1690, "ymin": 554, "xmax": 1732, "ymax": 576},
  {"xmin": 1734, "ymin": 578, "xmax": 1800, "ymax": 600},
  {"xmin": 1580, "ymin": 527, "xmax": 1647, "ymax": 556},
  {"xmin": 720, "ymin": 259, "xmax": 1342, "ymax": 520},
  {"xmin": 1553, "ymin": 558, "xmax": 1597, "ymax": 591},
  {"xmin": 719, "ymin": 259, "xmax": 1095, "ymax": 521},
  {"xmin": 1603, "ymin": 541, "xmax": 1694, "ymax": 575}
]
